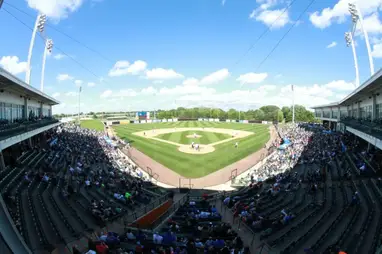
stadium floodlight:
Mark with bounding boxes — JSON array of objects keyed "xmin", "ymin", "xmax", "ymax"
[
  {"xmin": 25, "ymin": 14, "xmax": 47, "ymax": 85},
  {"xmin": 0, "ymin": 0, "xmax": 4, "ymax": 9},
  {"xmin": 40, "ymin": 39, "xmax": 53, "ymax": 91},
  {"xmin": 348, "ymin": 2, "xmax": 374, "ymax": 76},
  {"xmin": 345, "ymin": 32, "xmax": 360, "ymax": 88}
]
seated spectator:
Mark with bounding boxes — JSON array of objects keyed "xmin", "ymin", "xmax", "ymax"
[
  {"xmin": 153, "ymin": 232, "xmax": 163, "ymax": 244},
  {"xmin": 126, "ymin": 230, "xmax": 136, "ymax": 240}
]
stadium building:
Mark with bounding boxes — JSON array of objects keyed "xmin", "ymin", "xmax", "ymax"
[
  {"xmin": 312, "ymin": 69, "xmax": 382, "ymax": 153},
  {"xmin": 0, "ymin": 67, "xmax": 60, "ymax": 253}
]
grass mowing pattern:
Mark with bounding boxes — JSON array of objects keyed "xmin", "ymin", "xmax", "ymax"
[
  {"xmin": 156, "ymin": 130, "xmax": 232, "ymax": 145},
  {"xmin": 113, "ymin": 121, "xmax": 270, "ymax": 178},
  {"xmin": 80, "ymin": 120, "xmax": 104, "ymax": 131}
]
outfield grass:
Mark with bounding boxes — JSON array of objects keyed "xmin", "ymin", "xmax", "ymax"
[
  {"xmin": 113, "ymin": 121, "xmax": 270, "ymax": 178},
  {"xmin": 156, "ymin": 130, "xmax": 232, "ymax": 145},
  {"xmin": 80, "ymin": 119, "xmax": 104, "ymax": 131}
]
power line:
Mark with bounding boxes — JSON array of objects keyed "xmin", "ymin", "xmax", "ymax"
[
  {"xmin": 232, "ymin": 0, "xmax": 299, "ymax": 68},
  {"xmin": 2, "ymin": 7, "xmax": 105, "ymax": 81},
  {"xmin": 254, "ymin": 0, "xmax": 317, "ymax": 72},
  {"xmin": 3, "ymin": 1, "xmax": 115, "ymax": 63}
]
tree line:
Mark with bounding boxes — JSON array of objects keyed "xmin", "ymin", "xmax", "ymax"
[{"xmin": 53, "ymin": 105, "xmax": 316, "ymax": 123}]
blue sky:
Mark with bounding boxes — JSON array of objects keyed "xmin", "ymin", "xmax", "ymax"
[{"xmin": 1, "ymin": 0, "xmax": 382, "ymax": 114}]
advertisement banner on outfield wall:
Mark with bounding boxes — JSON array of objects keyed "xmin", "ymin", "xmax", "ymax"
[
  {"xmin": 173, "ymin": 118, "xmax": 178, "ymax": 122},
  {"xmin": 226, "ymin": 119, "xmax": 230, "ymax": 123},
  {"xmin": 198, "ymin": 118, "xmax": 203, "ymax": 121},
  {"xmin": 209, "ymin": 118, "xmax": 214, "ymax": 122},
  {"xmin": 162, "ymin": 119, "xmax": 167, "ymax": 122},
  {"xmin": 147, "ymin": 120, "xmax": 152, "ymax": 123},
  {"xmin": 168, "ymin": 119, "xmax": 173, "ymax": 122},
  {"xmin": 262, "ymin": 121, "xmax": 268, "ymax": 124},
  {"xmin": 140, "ymin": 120, "xmax": 147, "ymax": 123},
  {"xmin": 214, "ymin": 119, "xmax": 219, "ymax": 122},
  {"xmin": 243, "ymin": 120, "xmax": 249, "ymax": 124},
  {"xmin": 134, "ymin": 121, "xmax": 139, "ymax": 124}
]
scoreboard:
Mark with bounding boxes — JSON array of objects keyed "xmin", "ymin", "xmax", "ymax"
[{"xmin": 136, "ymin": 111, "xmax": 150, "ymax": 120}]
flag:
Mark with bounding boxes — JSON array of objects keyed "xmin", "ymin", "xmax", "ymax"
[
  {"xmin": 79, "ymin": 86, "xmax": 82, "ymax": 93},
  {"xmin": 291, "ymin": 84, "xmax": 294, "ymax": 91}
]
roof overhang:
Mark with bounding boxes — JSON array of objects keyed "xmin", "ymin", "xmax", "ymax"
[
  {"xmin": 312, "ymin": 68, "xmax": 382, "ymax": 110},
  {"xmin": 0, "ymin": 67, "xmax": 59, "ymax": 105}
]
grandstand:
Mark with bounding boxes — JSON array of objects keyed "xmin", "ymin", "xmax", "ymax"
[{"xmin": 1, "ymin": 63, "xmax": 382, "ymax": 254}]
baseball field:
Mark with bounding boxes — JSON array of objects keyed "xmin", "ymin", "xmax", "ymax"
[{"xmin": 113, "ymin": 121, "xmax": 270, "ymax": 178}]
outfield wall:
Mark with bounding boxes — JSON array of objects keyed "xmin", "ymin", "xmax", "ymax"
[{"xmin": 109, "ymin": 118, "xmax": 272, "ymax": 125}]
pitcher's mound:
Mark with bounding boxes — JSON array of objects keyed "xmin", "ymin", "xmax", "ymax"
[
  {"xmin": 178, "ymin": 145, "xmax": 215, "ymax": 154},
  {"xmin": 186, "ymin": 134, "xmax": 202, "ymax": 139}
]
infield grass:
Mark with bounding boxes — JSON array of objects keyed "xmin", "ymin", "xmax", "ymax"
[
  {"xmin": 80, "ymin": 119, "xmax": 104, "ymax": 131},
  {"xmin": 113, "ymin": 121, "xmax": 270, "ymax": 178},
  {"xmin": 156, "ymin": 130, "xmax": 232, "ymax": 145}
]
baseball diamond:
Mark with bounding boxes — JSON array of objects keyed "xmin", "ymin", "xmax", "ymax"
[{"xmin": 113, "ymin": 121, "xmax": 271, "ymax": 178}]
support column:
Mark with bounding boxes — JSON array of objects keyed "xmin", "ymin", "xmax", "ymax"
[
  {"xmin": 28, "ymin": 138, "xmax": 33, "ymax": 148},
  {"xmin": 40, "ymin": 102, "xmax": 43, "ymax": 118},
  {"xmin": 358, "ymin": 102, "xmax": 361, "ymax": 118},
  {"xmin": 372, "ymin": 94, "xmax": 377, "ymax": 121},
  {"xmin": 23, "ymin": 97, "xmax": 28, "ymax": 120},
  {"xmin": 338, "ymin": 106, "xmax": 341, "ymax": 121},
  {"xmin": 0, "ymin": 151, "xmax": 5, "ymax": 171},
  {"xmin": 352, "ymin": 104, "xmax": 354, "ymax": 117}
]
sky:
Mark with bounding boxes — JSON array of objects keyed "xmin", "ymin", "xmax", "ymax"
[{"xmin": 1, "ymin": 0, "xmax": 382, "ymax": 114}]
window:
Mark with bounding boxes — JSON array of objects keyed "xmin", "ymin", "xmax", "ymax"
[
  {"xmin": 377, "ymin": 103, "xmax": 382, "ymax": 119},
  {"xmin": 332, "ymin": 111, "xmax": 338, "ymax": 118}
]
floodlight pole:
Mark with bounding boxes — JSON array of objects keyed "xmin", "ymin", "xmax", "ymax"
[
  {"xmin": 349, "ymin": 2, "xmax": 375, "ymax": 76},
  {"xmin": 26, "ymin": 14, "xmax": 46, "ymax": 85},
  {"xmin": 345, "ymin": 32, "xmax": 360, "ymax": 88},
  {"xmin": 40, "ymin": 39, "xmax": 53, "ymax": 91},
  {"xmin": 0, "ymin": 0, "xmax": 4, "ymax": 9}
]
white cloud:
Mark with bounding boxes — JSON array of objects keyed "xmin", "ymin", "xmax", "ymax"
[
  {"xmin": 237, "ymin": 72, "xmax": 268, "ymax": 85},
  {"xmin": 141, "ymin": 86, "xmax": 158, "ymax": 95},
  {"xmin": 26, "ymin": 0, "xmax": 84, "ymax": 20},
  {"xmin": 52, "ymin": 92, "xmax": 60, "ymax": 98},
  {"xmin": 65, "ymin": 91, "xmax": 78, "ymax": 97},
  {"xmin": 145, "ymin": 68, "xmax": 184, "ymax": 80},
  {"xmin": 159, "ymin": 85, "xmax": 216, "ymax": 96},
  {"xmin": 108, "ymin": 60, "xmax": 147, "ymax": 77},
  {"xmin": 128, "ymin": 60, "xmax": 148, "ymax": 75},
  {"xmin": 74, "ymin": 80, "xmax": 83, "ymax": 87},
  {"xmin": 100, "ymin": 90, "xmax": 113, "ymax": 98},
  {"xmin": 361, "ymin": 13, "xmax": 382, "ymax": 35},
  {"xmin": 200, "ymin": 68, "xmax": 230, "ymax": 85},
  {"xmin": 100, "ymin": 89, "xmax": 137, "ymax": 99},
  {"xmin": 326, "ymin": 41, "xmax": 337, "ymax": 48},
  {"xmin": 372, "ymin": 42, "xmax": 382, "ymax": 57},
  {"xmin": 53, "ymin": 53, "xmax": 66, "ymax": 60},
  {"xmin": 250, "ymin": 8, "xmax": 290, "ymax": 28},
  {"xmin": 182, "ymin": 78, "xmax": 199, "ymax": 86},
  {"xmin": 0, "ymin": 56, "xmax": 27, "ymax": 75},
  {"xmin": 87, "ymin": 82, "xmax": 96, "ymax": 87},
  {"xmin": 57, "ymin": 74, "xmax": 74, "ymax": 81},
  {"xmin": 309, "ymin": 0, "xmax": 382, "ymax": 29},
  {"xmin": 324, "ymin": 80, "xmax": 355, "ymax": 91}
]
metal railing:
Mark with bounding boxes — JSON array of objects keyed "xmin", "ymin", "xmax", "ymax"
[{"xmin": 0, "ymin": 119, "xmax": 59, "ymax": 141}]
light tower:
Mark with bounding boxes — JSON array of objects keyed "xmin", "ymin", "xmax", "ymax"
[
  {"xmin": 348, "ymin": 2, "xmax": 375, "ymax": 76},
  {"xmin": 25, "ymin": 14, "xmax": 47, "ymax": 85},
  {"xmin": 345, "ymin": 32, "xmax": 360, "ymax": 88},
  {"xmin": 40, "ymin": 39, "xmax": 53, "ymax": 92}
]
